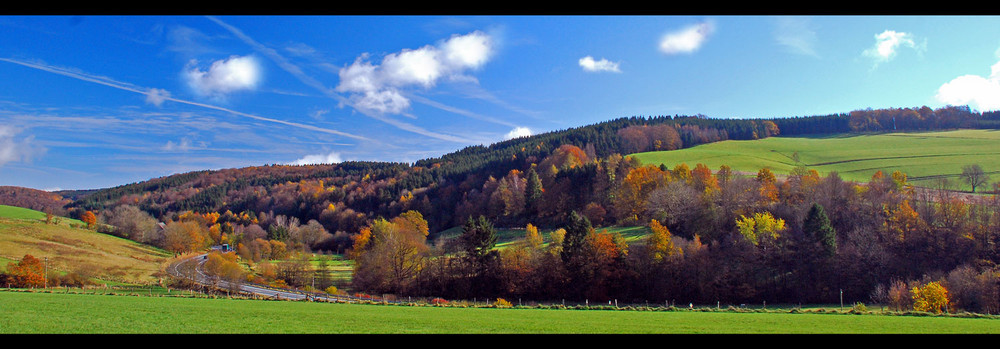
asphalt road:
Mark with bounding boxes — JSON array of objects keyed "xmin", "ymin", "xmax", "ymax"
[{"xmin": 167, "ymin": 253, "xmax": 370, "ymax": 303}]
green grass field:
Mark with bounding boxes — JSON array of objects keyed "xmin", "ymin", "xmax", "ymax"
[
  {"xmin": 434, "ymin": 225, "xmax": 652, "ymax": 250},
  {"xmin": 0, "ymin": 205, "xmax": 85, "ymax": 226},
  {"xmin": 631, "ymin": 129, "xmax": 1000, "ymax": 192},
  {"xmin": 1, "ymin": 291, "xmax": 996, "ymax": 334}
]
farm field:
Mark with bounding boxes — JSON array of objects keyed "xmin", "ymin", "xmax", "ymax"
[
  {"xmin": 1, "ymin": 290, "xmax": 997, "ymax": 334},
  {"xmin": 0, "ymin": 206, "xmax": 172, "ymax": 285},
  {"xmin": 434, "ymin": 225, "xmax": 651, "ymax": 250},
  {"xmin": 631, "ymin": 129, "xmax": 1000, "ymax": 191}
]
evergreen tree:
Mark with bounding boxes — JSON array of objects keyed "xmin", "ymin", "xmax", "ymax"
[
  {"xmin": 803, "ymin": 203, "xmax": 837, "ymax": 258},
  {"xmin": 525, "ymin": 167, "xmax": 544, "ymax": 216},
  {"xmin": 461, "ymin": 215, "xmax": 498, "ymax": 272},
  {"xmin": 561, "ymin": 210, "xmax": 592, "ymax": 265}
]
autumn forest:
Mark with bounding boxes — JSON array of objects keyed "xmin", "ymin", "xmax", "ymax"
[{"xmin": 5, "ymin": 105, "xmax": 1000, "ymax": 314}]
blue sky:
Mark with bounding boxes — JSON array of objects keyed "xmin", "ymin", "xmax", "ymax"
[{"xmin": 2, "ymin": 15, "xmax": 1000, "ymax": 191}]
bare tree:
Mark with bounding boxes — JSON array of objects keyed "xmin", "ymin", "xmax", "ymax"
[{"xmin": 960, "ymin": 164, "xmax": 990, "ymax": 193}]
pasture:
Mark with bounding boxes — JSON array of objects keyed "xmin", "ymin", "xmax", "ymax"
[
  {"xmin": 1, "ymin": 290, "xmax": 997, "ymax": 334},
  {"xmin": 0, "ymin": 206, "xmax": 172, "ymax": 285},
  {"xmin": 631, "ymin": 129, "xmax": 1000, "ymax": 192}
]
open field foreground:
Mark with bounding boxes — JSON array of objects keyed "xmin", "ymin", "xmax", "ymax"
[
  {"xmin": 1, "ymin": 291, "xmax": 997, "ymax": 334},
  {"xmin": 631, "ymin": 129, "xmax": 1000, "ymax": 191}
]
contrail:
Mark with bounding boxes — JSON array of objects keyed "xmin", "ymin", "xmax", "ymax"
[
  {"xmin": 0, "ymin": 57, "xmax": 370, "ymax": 141},
  {"xmin": 207, "ymin": 16, "xmax": 476, "ymax": 144}
]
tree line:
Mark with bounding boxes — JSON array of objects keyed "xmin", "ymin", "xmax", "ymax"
[
  {"xmin": 27, "ymin": 104, "xmax": 1000, "ymax": 312},
  {"xmin": 348, "ymin": 162, "xmax": 1000, "ymax": 314}
]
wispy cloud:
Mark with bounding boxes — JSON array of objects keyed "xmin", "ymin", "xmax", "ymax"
[
  {"xmin": 162, "ymin": 137, "xmax": 195, "ymax": 152},
  {"xmin": 773, "ymin": 17, "xmax": 819, "ymax": 57},
  {"xmin": 659, "ymin": 21, "xmax": 715, "ymax": 55},
  {"xmin": 0, "ymin": 57, "xmax": 367, "ymax": 141},
  {"xmin": 0, "ymin": 125, "xmax": 45, "ymax": 167},
  {"xmin": 863, "ymin": 30, "xmax": 925, "ymax": 68},
  {"xmin": 578, "ymin": 56, "xmax": 621, "ymax": 73},
  {"xmin": 208, "ymin": 16, "xmax": 482, "ymax": 144}
]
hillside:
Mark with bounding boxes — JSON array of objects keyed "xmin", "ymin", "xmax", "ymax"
[
  {"xmin": 0, "ymin": 205, "xmax": 172, "ymax": 285},
  {"xmin": 0, "ymin": 186, "xmax": 72, "ymax": 216},
  {"xmin": 631, "ymin": 129, "xmax": 1000, "ymax": 192}
]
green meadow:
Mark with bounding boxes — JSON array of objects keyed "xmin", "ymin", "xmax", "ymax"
[
  {"xmin": 631, "ymin": 129, "xmax": 1000, "ymax": 191},
  {"xmin": 1, "ymin": 290, "xmax": 997, "ymax": 334}
]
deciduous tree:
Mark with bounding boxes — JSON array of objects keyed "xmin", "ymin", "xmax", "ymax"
[
  {"xmin": 960, "ymin": 164, "xmax": 989, "ymax": 193},
  {"xmin": 912, "ymin": 281, "xmax": 950, "ymax": 314},
  {"xmin": 4, "ymin": 254, "xmax": 45, "ymax": 288},
  {"xmin": 81, "ymin": 210, "xmax": 97, "ymax": 229}
]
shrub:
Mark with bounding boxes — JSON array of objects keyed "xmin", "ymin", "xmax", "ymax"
[
  {"xmin": 493, "ymin": 298, "xmax": 512, "ymax": 308},
  {"xmin": 912, "ymin": 281, "xmax": 950, "ymax": 314},
  {"xmin": 324, "ymin": 286, "xmax": 340, "ymax": 295},
  {"xmin": 851, "ymin": 302, "xmax": 868, "ymax": 313},
  {"xmin": 430, "ymin": 298, "xmax": 449, "ymax": 306},
  {"xmin": 269, "ymin": 279, "xmax": 289, "ymax": 289}
]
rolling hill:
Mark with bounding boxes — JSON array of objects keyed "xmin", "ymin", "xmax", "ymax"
[
  {"xmin": 0, "ymin": 205, "xmax": 173, "ymax": 285},
  {"xmin": 631, "ymin": 129, "xmax": 1000, "ymax": 192}
]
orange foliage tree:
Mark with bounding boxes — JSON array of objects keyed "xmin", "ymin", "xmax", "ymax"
[
  {"xmin": 4, "ymin": 254, "xmax": 46, "ymax": 288},
  {"xmin": 80, "ymin": 210, "xmax": 97, "ymax": 229}
]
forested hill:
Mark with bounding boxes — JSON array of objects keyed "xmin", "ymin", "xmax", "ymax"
[
  {"xmin": 50, "ymin": 104, "xmax": 1000, "ymax": 238},
  {"xmin": 62, "ymin": 113, "xmax": 782, "ymax": 232}
]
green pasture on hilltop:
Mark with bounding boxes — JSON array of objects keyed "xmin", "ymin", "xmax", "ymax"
[
  {"xmin": 631, "ymin": 129, "xmax": 1000, "ymax": 192},
  {"xmin": 1, "ymin": 291, "xmax": 997, "ymax": 334},
  {"xmin": 0, "ymin": 205, "xmax": 84, "ymax": 226}
]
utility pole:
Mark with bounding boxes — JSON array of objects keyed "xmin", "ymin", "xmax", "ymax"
[
  {"xmin": 840, "ymin": 289, "xmax": 844, "ymax": 311},
  {"xmin": 43, "ymin": 257, "xmax": 48, "ymax": 289}
]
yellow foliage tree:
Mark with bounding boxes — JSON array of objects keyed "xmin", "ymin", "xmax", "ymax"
[
  {"xmin": 647, "ymin": 219, "xmax": 681, "ymax": 262},
  {"xmin": 525, "ymin": 223, "xmax": 543, "ymax": 250},
  {"xmin": 884, "ymin": 199, "xmax": 923, "ymax": 241},
  {"xmin": 911, "ymin": 281, "xmax": 950, "ymax": 314},
  {"xmin": 736, "ymin": 211, "xmax": 786, "ymax": 247},
  {"xmin": 756, "ymin": 168, "xmax": 779, "ymax": 204}
]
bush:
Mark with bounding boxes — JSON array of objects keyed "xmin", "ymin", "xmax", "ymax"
[
  {"xmin": 493, "ymin": 298, "xmax": 512, "ymax": 308},
  {"xmin": 324, "ymin": 285, "xmax": 340, "ymax": 295},
  {"xmin": 912, "ymin": 281, "xmax": 950, "ymax": 314},
  {"xmin": 851, "ymin": 302, "xmax": 868, "ymax": 313},
  {"xmin": 430, "ymin": 298, "xmax": 449, "ymax": 306}
]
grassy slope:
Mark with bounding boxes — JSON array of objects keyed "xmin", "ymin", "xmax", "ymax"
[
  {"xmin": 0, "ymin": 205, "xmax": 172, "ymax": 284},
  {"xmin": 0, "ymin": 205, "xmax": 84, "ymax": 225},
  {"xmin": 631, "ymin": 129, "xmax": 1000, "ymax": 191},
  {"xmin": 434, "ymin": 225, "xmax": 652, "ymax": 250},
  {"xmin": 1, "ymin": 291, "xmax": 996, "ymax": 334}
]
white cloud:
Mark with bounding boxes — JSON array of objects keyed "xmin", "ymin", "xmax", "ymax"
[
  {"xmin": 578, "ymin": 56, "xmax": 621, "ymax": 73},
  {"xmin": 335, "ymin": 31, "xmax": 495, "ymax": 115},
  {"xmin": 659, "ymin": 21, "xmax": 715, "ymax": 55},
  {"xmin": 863, "ymin": 30, "xmax": 925, "ymax": 66},
  {"xmin": 504, "ymin": 126, "xmax": 532, "ymax": 140},
  {"xmin": 162, "ymin": 138, "xmax": 193, "ymax": 152},
  {"xmin": 0, "ymin": 126, "xmax": 44, "ymax": 167},
  {"xmin": 291, "ymin": 150, "xmax": 343, "ymax": 165},
  {"xmin": 145, "ymin": 88, "xmax": 170, "ymax": 107},
  {"xmin": 935, "ymin": 61, "xmax": 1000, "ymax": 112},
  {"xmin": 184, "ymin": 55, "xmax": 262, "ymax": 99},
  {"xmin": 773, "ymin": 17, "xmax": 819, "ymax": 57}
]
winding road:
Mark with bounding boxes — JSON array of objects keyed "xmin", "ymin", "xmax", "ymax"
[{"xmin": 167, "ymin": 253, "xmax": 371, "ymax": 303}]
